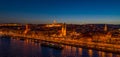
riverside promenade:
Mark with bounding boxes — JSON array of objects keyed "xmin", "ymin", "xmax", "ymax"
[{"xmin": 0, "ymin": 31, "xmax": 120, "ymax": 54}]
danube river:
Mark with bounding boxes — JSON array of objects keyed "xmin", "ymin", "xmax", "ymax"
[{"xmin": 0, "ymin": 38, "xmax": 120, "ymax": 57}]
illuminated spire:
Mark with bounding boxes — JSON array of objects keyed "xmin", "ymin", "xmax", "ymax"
[
  {"xmin": 62, "ymin": 23, "xmax": 66, "ymax": 37},
  {"xmin": 104, "ymin": 24, "xmax": 107, "ymax": 32},
  {"xmin": 24, "ymin": 24, "xmax": 30, "ymax": 34},
  {"xmin": 53, "ymin": 20, "xmax": 57, "ymax": 24}
]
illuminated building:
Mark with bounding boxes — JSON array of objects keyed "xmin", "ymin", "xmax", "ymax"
[{"xmin": 45, "ymin": 20, "xmax": 66, "ymax": 37}]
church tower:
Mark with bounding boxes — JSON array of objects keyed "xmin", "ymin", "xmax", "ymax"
[
  {"xmin": 62, "ymin": 23, "xmax": 66, "ymax": 37},
  {"xmin": 24, "ymin": 24, "xmax": 30, "ymax": 34},
  {"xmin": 53, "ymin": 20, "xmax": 57, "ymax": 24},
  {"xmin": 104, "ymin": 24, "xmax": 107, "ymax": 32}
]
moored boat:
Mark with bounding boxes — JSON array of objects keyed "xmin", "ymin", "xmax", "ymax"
[{"xmin": 41, "ymin": 42, "xmax": 64, "ymax": 50}]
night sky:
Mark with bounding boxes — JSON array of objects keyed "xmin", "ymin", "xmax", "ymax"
[{"xmin": 0, "ymin": 0, "xmax": 120, "ymax": 24}]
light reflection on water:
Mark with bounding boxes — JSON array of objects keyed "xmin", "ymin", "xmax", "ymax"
[{"xmin": 0, "ymin": 38, "xmax": 120, "ymax": 57}]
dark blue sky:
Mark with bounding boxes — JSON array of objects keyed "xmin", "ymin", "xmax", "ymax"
[{"xmin": 0, "ymin": 0, "xmax": 120, "ymax": 24}]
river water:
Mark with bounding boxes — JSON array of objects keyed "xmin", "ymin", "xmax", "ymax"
[{"xmin": 0, "ymin": 38, "xmax": 120, "ymax": 57}]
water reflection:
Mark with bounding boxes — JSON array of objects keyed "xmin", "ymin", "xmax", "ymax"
[
  {"xmin": 88, "ymin": 49, "xmax": 93, "ymax": 57},
  {"xmin": 78, "ymin": 48, "xmax": 82, "ymax": 57},
  {"xmin": 0, "ymin": 38, "xmax": 120, "ymax": 57},
  {"xmin": 101, "ymin": 52, "xmax": 105, "ymax": 57},
  {"xmin": 116, "ymin": 54, "xmax": 120, "ymax": 57},
  {"xmin": 107, "ymin": 53, "xmax": 113, "ymax": 57},
  {"xmin": 98, "ymin": 51, "xmax": 102, "ymax": 57}
]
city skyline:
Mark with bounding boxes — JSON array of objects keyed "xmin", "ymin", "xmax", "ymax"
[{"xmin": 0, "ymin": 0, "xmax": 120, "ymax": 24}]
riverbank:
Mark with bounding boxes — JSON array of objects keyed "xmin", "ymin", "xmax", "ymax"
[{"xmin": 0, "ymin": 32, "xmax": 120, "ymax": 54}]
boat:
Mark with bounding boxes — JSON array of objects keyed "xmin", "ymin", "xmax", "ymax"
[
  {"xmin": 41, "ymin": 42, "xmax": 64, "ymax": 50},
  {"xmin": 0, "ymin": 35, "xmax": 11, "ymax": 38},
  {"xmin": 20, "ymin": 38, "xmax": 25, "ymax": 41},
  {"xmin": 34, "ymin": 39, "xmax": 40, "ymax": 43}
]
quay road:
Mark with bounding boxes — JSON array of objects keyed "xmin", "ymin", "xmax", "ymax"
[{"xmin": 0, "ymin": 31, "xmax": 120, "ymax": 54}]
